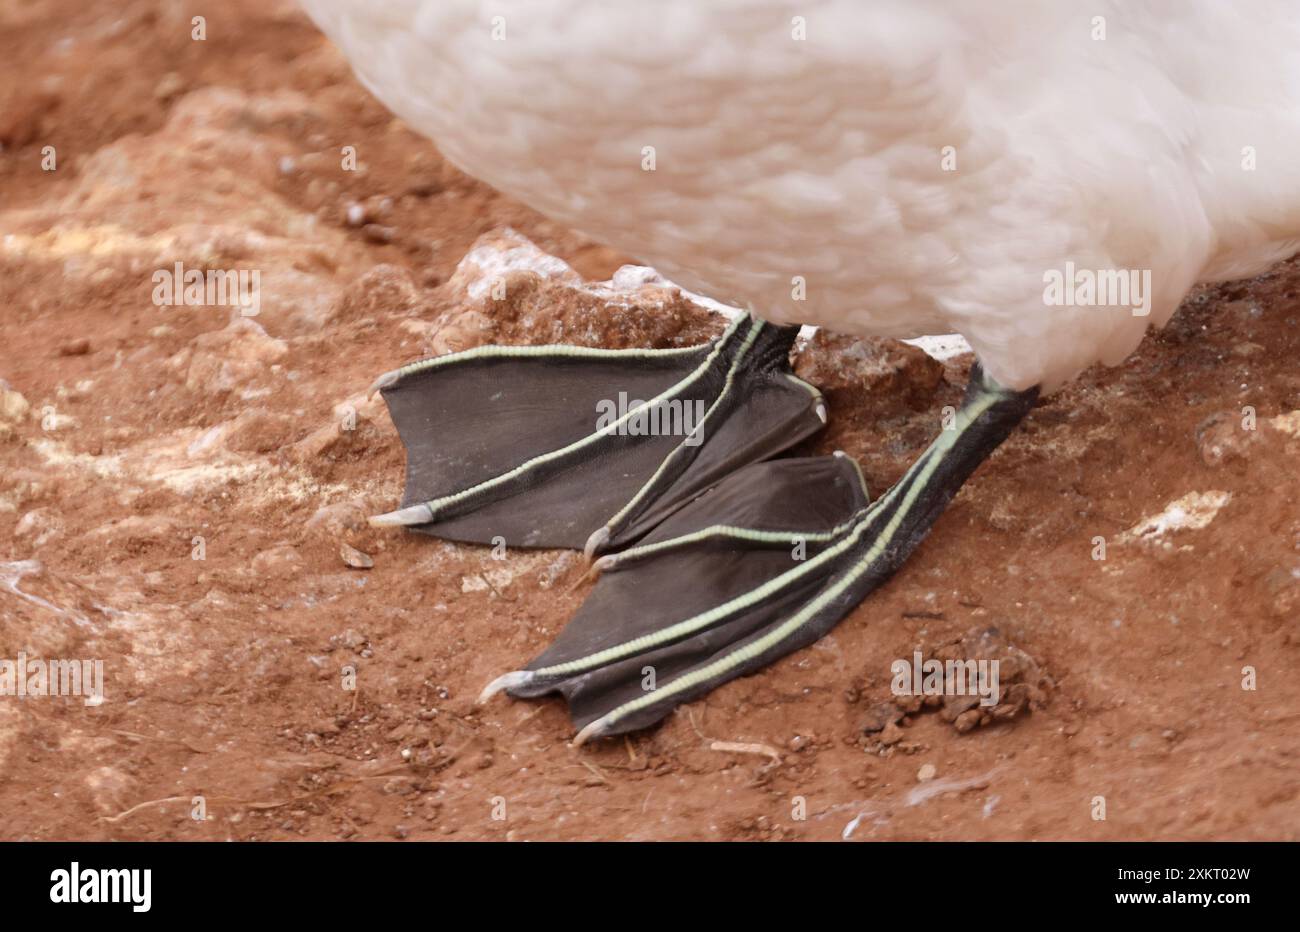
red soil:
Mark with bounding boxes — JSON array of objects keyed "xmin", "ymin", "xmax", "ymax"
[{"xmin": 1, "ymin": 0, "xmax": 1297, "ymax": 841}]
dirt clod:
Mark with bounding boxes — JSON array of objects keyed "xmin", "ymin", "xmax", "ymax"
[{"xmin": 340, "ymin": 543, "xmax": 374, "ymax": 569}]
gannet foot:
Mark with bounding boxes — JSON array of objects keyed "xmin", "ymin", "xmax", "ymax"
[
  {"xmin": 369, "ymin": 314, "xmax": 825, "ymax": 554},
  {"xmin": 486, "ymin": 365, "xmax": 1038, "ymax": 744}
]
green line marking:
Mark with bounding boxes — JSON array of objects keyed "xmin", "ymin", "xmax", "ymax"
[
  {"xmin": 605, "ymin": 521, "xmax": 847, "ymax": 568},
  {"xmin": 783, "ymin": 372, "xmax": 823, "ymax": 400},
  {"xmin": 838, "ymin": 453, "xmax": 871, "ymax": 501},
  {"xmin": 392, "ymin": 334, "xmax": 712, "ymax": 381},
  {"xmin": 568, "ymin": 387, "xmax": 1005, "ymax": 733},
  {"xmin": 603, "ymin": 318, "xmax": 765, "ymax": 530},
  {"xmin": 410, "ymin": 316, "xmax": 749, "ymax": 516}
]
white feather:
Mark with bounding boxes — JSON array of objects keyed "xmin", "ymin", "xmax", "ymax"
[{"xmin": 303, "ymin": 0, "xmax": 1300, "ymax": 392}]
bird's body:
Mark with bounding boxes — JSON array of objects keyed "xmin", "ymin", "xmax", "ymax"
[
  {"xmin": 308, "ymin": 1, "xmax": 1300, "ymax": 742},
  {"xmin": 307, "ymin": 0, "xmax": 1300, "ymax": 391}
]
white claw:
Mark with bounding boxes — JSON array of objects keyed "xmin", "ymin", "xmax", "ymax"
[
  {"xmin": 571, "ymin": 714, "xmax": 614, "ymax": 748},
  {"xmin": 583, "ymin": 526, "xmax": 611, "ymax": 561},
  {"xmin": 368, "ymin": 369, "xmax": 402, "ymax": 397},
  {"xmin": 815, "ymin": 401, "xmax": 828, "ymax": 424},
  {"xmin": 592, "ymin": 554, "xmax": 618, "ymax": 574},
  {"xmin": 476, "ymin": 670, "xmax": 534, "ymax": 705},
  {"xmin": 367, "ymin": 503, "xmax": 435, "ymax": 527}
]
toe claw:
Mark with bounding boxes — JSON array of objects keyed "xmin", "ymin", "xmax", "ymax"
[
  {"xmin": 368, "ymin": 369, "xmax": 402, "ymax": 397},
  {"xmin": 476, "ymin": 670, "xmax": 535, "ymax": 705},
  {"xmin": 571, "ymin": 714, "xmax": 614, "ymax": 748},
  {"xmin": 368, "ymin": 503, "xmax": 435, "ymax": 527},
  {"xmin": 583, "ymin": 526, "xmax": 611, "ymax": 561}
]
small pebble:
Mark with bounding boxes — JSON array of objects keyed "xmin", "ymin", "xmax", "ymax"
[
  {"xmin": 917, "ymin": 763, "xmax": 937, "ymax": 782},
  {"xmin": 362, "ymin": 223, "xmax": 396, "ymax": 244},
  {"xmin": 878, "ymin": 721, "xmax": 905, "ymax": 746},
  {"xmin": 57, "ymin": 337, "xmax": 91, "ymax": 357},
  {"xmin": 340, "ymin": 543, "xmax": 374, "ymax": 569},
  {"xmin": 153, "ymin": 72, "xmax": 185, "ymax": 100}
]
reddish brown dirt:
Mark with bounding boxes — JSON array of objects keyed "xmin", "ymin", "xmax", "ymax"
[{"xmin": 1, "ymin": 0, "xmax": 1298, "ymax": 841}]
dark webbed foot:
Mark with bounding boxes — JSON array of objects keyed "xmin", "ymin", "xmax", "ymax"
[
  {"xmin": 480, "ymin": 365, "xmax": 1039, "ymax": 744},
  {"xmin": 370, "ymin": 314, "xmax": 826, "ymax": 553}
]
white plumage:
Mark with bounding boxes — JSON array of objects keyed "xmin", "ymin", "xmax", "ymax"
[{"xmin": 303, "ymin": 0, "xmax": 1300, "ymax": 392}]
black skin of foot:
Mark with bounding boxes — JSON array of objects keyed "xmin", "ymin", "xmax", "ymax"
[
  {"xmin": 372, "ymin": 314, "xmax": 826, "ymax": 553},
  {"xmin": 480, "ymin": 363, "xmax": 1040, "ymax": 744}
]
